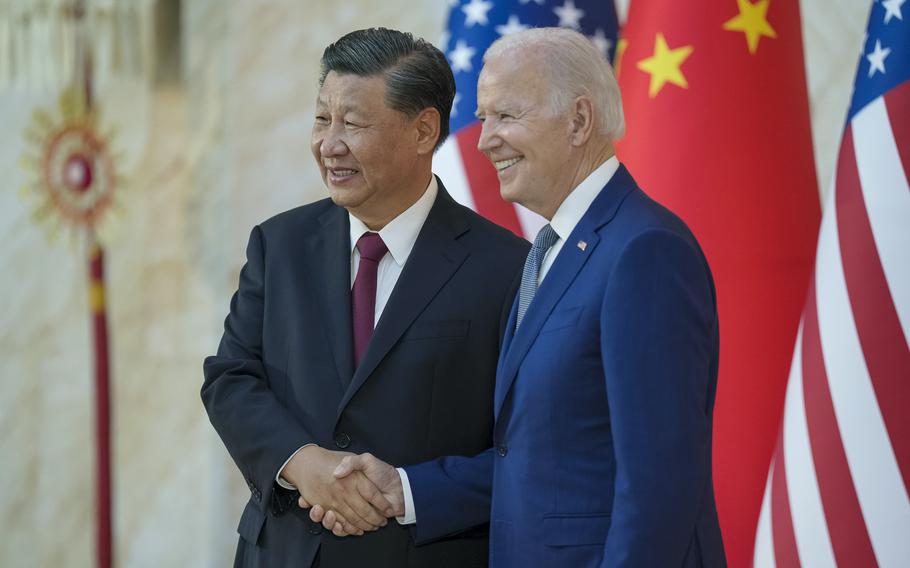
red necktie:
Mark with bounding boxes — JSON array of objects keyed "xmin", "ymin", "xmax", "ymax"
[{"xmin": 352, "ymin": 232, "xmax": 388, "ymax": 366}]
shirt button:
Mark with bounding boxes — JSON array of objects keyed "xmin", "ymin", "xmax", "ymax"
[
  {"xmin": 334, "ymin": 432, "xmax": 352, "ymax": 449},
  {"xmin": 497, "ymin": 446, "xmax": 508, "ymax": 457}
]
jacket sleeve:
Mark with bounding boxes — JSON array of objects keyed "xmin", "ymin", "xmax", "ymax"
[
  {"xmin": 404, "ymin": 448, "xmax": 495, "ymax": 544},
  {"xmin": 599, "ymin": 229, "xmax": 718, "ymax": 567},
  {"xmin": 201, "ymin": 225, "xmax": 315, "ymax": 514}
]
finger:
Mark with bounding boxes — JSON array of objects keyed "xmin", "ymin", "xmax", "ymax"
[
  {"xmin": 309, "ymin": 504, "xmax": 325, "ymax": 523},
  {"xmin": 334, "ymin": 501, "xmax": 370, "ymax": 534},
  {"xmin": 332, "ymin": 521, "xmax": 347, "ymax": 537},
  {"xmin": 342, "ymin": 482, "xmax": 387, "ymax": 528},
  {"xmin": 356, "ymin": 476, "xmax": 393, "ymax": 519},
  {"xmin": 298, "ymin": 495, "xmax": 311, "ymax": 509},
  {"xmin": 321, "ymin": 509, "xmax": 337, "ymax": 531},
  {"xmin": 333, "ymin": 455, "xmax": 359, "ymax": 478}
]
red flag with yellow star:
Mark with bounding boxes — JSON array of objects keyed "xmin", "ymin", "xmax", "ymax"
[{"xmin": 616, "ymin": 1, "xmax": 821, "ymax": 566}]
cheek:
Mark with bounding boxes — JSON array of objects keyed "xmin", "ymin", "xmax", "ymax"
[{"xmin": 310, "ymin": 134, "xmax": 322, "ymax": 162}]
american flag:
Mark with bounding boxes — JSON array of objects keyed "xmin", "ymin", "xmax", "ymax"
[
  {"xmin": 432, "ymin": 0, "xmax": 619, "ymax": 238},
  {"xmin": 753, "ymin": 2, "xmax": 910, "ymax": 566}
]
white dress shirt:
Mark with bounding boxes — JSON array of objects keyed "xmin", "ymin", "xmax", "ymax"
[
  {"xmin": 396, "ymin": 156, "xmax": 621, "ymax": 525},
  {"xmin": 275, "ymin": 177, "xmax": 438, "ymax": 491}
]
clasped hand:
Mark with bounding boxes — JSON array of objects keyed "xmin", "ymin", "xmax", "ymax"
[
  {"xmin": 298, "ymin": 451, "xmax": 403, "ymax": 537},
  {"xmin": 281, "ymin": 446, "xmax": 400, "ymax": 536}
]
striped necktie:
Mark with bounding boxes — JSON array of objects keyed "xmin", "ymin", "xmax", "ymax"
[{"xmin": 516, "ymin": 224, "xmax": 559, "ymax": 329}]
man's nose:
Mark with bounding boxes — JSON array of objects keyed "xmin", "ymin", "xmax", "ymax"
[
  {"xmin": 320, "ymin": 123, "xmax": 348, "ymax": 157},
  {"xmin": 477, "ymin": 120, "xmax": 500, "ymax": 154}
]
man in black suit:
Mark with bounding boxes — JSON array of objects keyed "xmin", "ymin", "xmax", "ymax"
[{"xmin": 202, "ymin": 28, "xmax": 528, "ymax": 567}]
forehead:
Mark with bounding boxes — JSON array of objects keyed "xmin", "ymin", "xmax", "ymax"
[
  {"xmin": 477, "ymin": 53, "xmax": 548, "ymax": 108},
  {"xmin": 316, "ymin": 71, "xmax": 389, "ymax": 111}
]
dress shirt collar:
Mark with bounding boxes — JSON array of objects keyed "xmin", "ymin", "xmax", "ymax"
[
  {"xmin": 349, "ymin": 176, "xmax": 438, "ymax": 266},
  {"xmin": 549, "ymin": 156, "xmax": 620, "ymax": 242}
]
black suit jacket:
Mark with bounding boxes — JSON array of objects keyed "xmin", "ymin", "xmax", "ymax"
[{"xmin": 202, "ymin": 180, "xmax": 529, "ymax": 568}]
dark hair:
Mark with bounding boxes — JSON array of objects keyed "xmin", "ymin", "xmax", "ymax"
[{"xmin": 319, "ymin": 28, "xmax": 455, "ymax": 150}]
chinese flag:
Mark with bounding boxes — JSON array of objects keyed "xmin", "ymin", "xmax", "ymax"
[{"xmin": 616, "ymin": 1, "xmax": 821, "ymax": 566}]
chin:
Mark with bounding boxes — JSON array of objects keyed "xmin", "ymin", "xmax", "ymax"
[
  {"xmin": 499, "ymin": 183, "xmax": 523, "ymax": 205},
  {"xmin": 327, "ymin": 186, "xmax": 362, "ymax": 209}
]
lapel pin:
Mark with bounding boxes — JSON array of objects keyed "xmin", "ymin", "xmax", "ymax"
[{"xmin": 577, "ymin": 240, "xmax": 587, "ymax": 251}]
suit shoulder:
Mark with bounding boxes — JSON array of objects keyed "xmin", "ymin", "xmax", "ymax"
[
  {"xmin": 257, "ymin": 198, "xmax": 336, "ymax": 237},
  {"xmin": 618, "ymin": 188, "xmax": 698, "ymax": 243},
  {"xmin": 458, "ymin": 203, "xmax": 530, "ymax": 257}
]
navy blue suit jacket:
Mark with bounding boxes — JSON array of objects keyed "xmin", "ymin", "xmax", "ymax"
[
  {"xmin": 202, "ymin": 181, "xmax": 528, "ymax": 568},
  {"xmin": 405, "ymin": 166, "xmax": 726, "ymax": 567}
]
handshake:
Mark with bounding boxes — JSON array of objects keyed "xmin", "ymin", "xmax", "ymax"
[{"xmin": 280, "ymin": 446, "xmax": 403, "ymax": 537}]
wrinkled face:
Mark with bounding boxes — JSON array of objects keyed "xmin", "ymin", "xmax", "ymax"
[
  {"xmin": 311, "ymin": 72, "xmax": 420, "ymax": 219},
  {"xmin": 476, "ymin": 53, "xmax": 573, "ymax": 216}
]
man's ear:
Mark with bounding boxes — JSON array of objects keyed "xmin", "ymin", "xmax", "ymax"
[
  {"xmin": 414, "ymin": 108, "xmax": 441, "ymax": 155},
  {"xmin": 569, "ymin": 96, "xmax": 596, "ymax": 147}
]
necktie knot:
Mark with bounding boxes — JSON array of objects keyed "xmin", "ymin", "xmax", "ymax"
[
  {"xmin": 356, "ymin": 232, "xmax": 388, "ymax": 262},
  {"xmin": 533, "ymin": 223, "xmax": 559, "ymax": 252}
]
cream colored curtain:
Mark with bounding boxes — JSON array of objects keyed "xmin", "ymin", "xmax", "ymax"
[{"xmin": 0, "ymin": 0, "xmax": 150, "ymax": 92}]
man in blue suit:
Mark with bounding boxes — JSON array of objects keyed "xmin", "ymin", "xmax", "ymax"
[{"xmin": 316, "ymin": 27, "xmax": 726, "ymax": 567}]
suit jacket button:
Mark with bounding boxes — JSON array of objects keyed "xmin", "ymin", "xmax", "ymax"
[
  {"xmin": 308, "ymin": 521, "xmax": 322, "ymax": 535},
  {"xmin": 497, "ymin": 446, "xmax": 508, "ymax": 457},
  {"xmin": 334, "ymin": 432, "xmax": 351, "ymax": 449}
]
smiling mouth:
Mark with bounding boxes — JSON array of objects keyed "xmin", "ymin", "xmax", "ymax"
[
  {"xmin": 327, "ymin": 167, "xmax": 359, "ymax": 180},
  {"xmin": 494, "ymin": 156, "xmax": 523, "ymax": 171}
]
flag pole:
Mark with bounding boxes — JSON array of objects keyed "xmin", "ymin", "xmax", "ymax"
[
  {"xmin": 74, "ymin": 0, "xmax": 113, "ymax": 566},
  {"xmin": 89, "ymin": 238, "xmax": 113, "ymax": 568}
]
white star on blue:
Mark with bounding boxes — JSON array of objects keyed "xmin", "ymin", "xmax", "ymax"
[
  {"xmin": 444, "ymin": 0, "xmax": 619, "ymax": 133},
  {"xmin": 849, "ymin": 0, "xmax": 909, "ymax": 119}
]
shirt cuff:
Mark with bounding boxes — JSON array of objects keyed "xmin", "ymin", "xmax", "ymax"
[
  {"xmin": 275, "ymin": 444, "xmax": 315, "ymax": 490},
  {"xmin": 395, "ymin": 467, "xmax": 417, "ymax": 525}
]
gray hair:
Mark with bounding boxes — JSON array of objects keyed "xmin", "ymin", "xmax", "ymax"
[
  {"xmin": 484, "ymin": 27, "xmax": 624, "ymax": 141},
  {"xmin": 319, "ymin": 27, "xmax": 455, "ymax": 150}
]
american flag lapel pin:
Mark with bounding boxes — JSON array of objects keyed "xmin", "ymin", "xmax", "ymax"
[{"xmin": 577, "ymin": 240, "xmax": 587, "ymax": 251}]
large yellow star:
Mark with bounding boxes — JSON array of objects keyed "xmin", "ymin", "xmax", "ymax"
[
  {"xmin": 637, "ymin": 33, "xmax": 694, "ymax": 98},
  {"xmin": 723, "ymin": 0, "xmax": 777, "ymax": 54}
]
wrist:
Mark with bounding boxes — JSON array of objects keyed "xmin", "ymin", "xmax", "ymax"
[{"xmin": 282, "ymin": 445, "xmax": 325, "ymax": 487}]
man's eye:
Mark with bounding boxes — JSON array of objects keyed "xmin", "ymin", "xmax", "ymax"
[
  {"xmin": 345, "ymin": 120, "xmax": 360, "ymax": 127},
  {"xmin": 315, "ymin": 116, "xmax": 329, "ymax": 124},
  {"xmin": 499, "ymin": 113, "xmax": 512, "ymax": 120}
]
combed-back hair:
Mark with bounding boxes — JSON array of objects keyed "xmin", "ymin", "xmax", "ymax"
[
  {"xmin": 320, "ymin": 28, "xmax": 455, "ymax": 150},
  {"xmin": 485, "ymin": 27, "xmax": 625, "ymax": 142}
]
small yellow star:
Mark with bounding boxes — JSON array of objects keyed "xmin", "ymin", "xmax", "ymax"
[
  {"xmin": 723, "ymin": 0, "xmax": 777, "ymax": 54},
  {"xmin": 637, "ymin": 33, "xmax": 694, "ymax": 98},
  {"xmin": 614, "ymin": 38, "xmax": 629, "ymax": 78}
]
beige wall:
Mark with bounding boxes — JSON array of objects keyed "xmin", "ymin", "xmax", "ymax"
[{"xmin": 0, "ymin": 0, "xmax": 868, "ymax": 566}]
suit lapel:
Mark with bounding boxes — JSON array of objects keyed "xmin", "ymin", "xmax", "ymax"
[
  {"xmin": 494, "ymin": 165, "xmax": 638, "ymax": 417},
  {"xmin": 336, "ymin": 182, "xmax": 470, "ymax": 419},
  {"xmin": 301, "ymin": 205, "xmax": 355, "ymax": 389}
]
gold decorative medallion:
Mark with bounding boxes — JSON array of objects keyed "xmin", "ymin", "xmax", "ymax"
[{"xmin": 20, "ymin": 85, "xmax": 120, "ymax": 238}]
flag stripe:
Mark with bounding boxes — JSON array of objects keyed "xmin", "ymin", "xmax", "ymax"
[
  {"xmin": 754, "ymin": 466, "xmax": 777, "ymax": 568},
  {"xmin": 816, "ymin": 177, "xmax": 910, "ymax": 565},
  {"xmin": 434, "ymin": 138, "xmax": 476, "ymax": 210},
  {"xmin": 782, "ymin": 331, "xmax": 837, "ymax": 568},
  {"xmin": 454, "ymin": 123, "xmax": 524, "ymax": 236},
  {"xmin": 772, "ymin": 429, "xmax": 801, "ymax": 568},
  {"xmin": 801, "ymin": 281, "xmax": 878, "ymax": 567},
  {"xmin": 837, "ymin": 126, "xmax": 910, "ymax": 494},
  {"xmin": 883, "ymin": 81, "xmax": 910, "ymax": 184},
  {"xmin": 852, "ymin": 97, "xmax": 910, "ymax": 345}
]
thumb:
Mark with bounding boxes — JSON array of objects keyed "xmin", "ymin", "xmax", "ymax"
[{"xmin": 333, "ymin": 455, "xmax": 358, "ymax": 478}]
